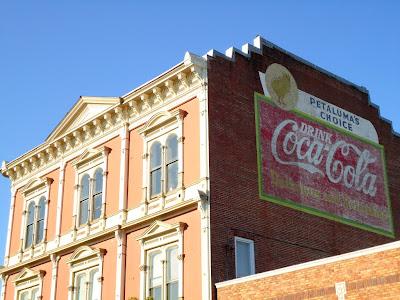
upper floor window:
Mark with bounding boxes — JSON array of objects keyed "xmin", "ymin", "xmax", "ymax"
[
  {"xmin": 140, "ymin": 110, "xmax": 187, "ymax": 202},
  {"xmin": 21, "ymin": 177, "xmax": 52, "ymax": 250},
  {"xmin": 149, "ymin": 134, "xmax": 179, "ymax": 197},
  {"xmin": 25, "ymin": 196, "xmax": 46, "ymax": 248},
  {"xmin": 72, "ymin": 147, "xmax": 110, "ymax": 229},
  {"xmin": 234, "ymin": 237, "xmax": 255, "ymax": 278},
  {"xmin": 78, "ymin": 169, "xmax": 103, "ymax": 226},
  {"xmin": 150, "ymin": 141, "xmax": 162, "ymax": 197},
  {"xmin": 166, "ymin": 134, "xmax": 178, "ymax": 192}
]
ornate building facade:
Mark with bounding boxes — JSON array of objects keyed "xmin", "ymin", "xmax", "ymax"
[{"xmin": 1, "ymin": 36, "xmax": 399, "ymax": 300}]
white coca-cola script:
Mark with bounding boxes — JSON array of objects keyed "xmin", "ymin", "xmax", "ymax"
[{"xmin": 271, "ymin": 119, "xmax": 378, "ymax": 197}]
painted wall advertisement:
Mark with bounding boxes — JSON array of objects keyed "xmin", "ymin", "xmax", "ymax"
[{"xmin": 255, "ymin": 64, "xmax": 393, "ymax": 237}]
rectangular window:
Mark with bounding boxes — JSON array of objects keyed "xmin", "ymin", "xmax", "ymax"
[{"xmin": 234, "ymin": 237, "xmax": 255, "ymax": 278}]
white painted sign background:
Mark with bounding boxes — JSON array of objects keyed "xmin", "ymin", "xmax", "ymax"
[{"xmin": 259, "ymin": 72, "xmax": 379, "ymax": 143}]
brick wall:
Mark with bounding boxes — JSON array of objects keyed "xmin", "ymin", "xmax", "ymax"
[
  {"xmin": 207, "ymin": 42, "xmax": 400, "ymax": 298},
  {"xmin": 216, "ymin": 241, "xmax": 400, "ymax": 299}
]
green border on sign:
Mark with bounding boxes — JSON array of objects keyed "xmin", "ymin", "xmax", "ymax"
[{"xmin": 254, "ymin": 92, "xmax": 394, "ymax": 238}]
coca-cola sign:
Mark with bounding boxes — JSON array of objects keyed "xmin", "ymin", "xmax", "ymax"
[{"xmin": 255, "ymin": 93, "xmax": 393, "ymax": 236}]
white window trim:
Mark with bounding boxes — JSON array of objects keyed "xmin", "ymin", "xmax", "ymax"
[
  {"xmin": 67, "ymin": 246, "xmax": 106, "ymax": 300},
  {"xmin": 140, "ymin": 110, "xmax": 187, "ymax": 213},
  {"xmin": 137, "ymin": 220, "xmax": 187, "ymax": 300},
  {"xmin": 13, "ymin": 267, "xmax": 45, "ymax": 300},
  {"xmin": 19, "ymin": 177, "xmax": 52, "ymax": 260},
  {"xmin": 72, "ymin": 147, "xmax": 110, "ymax": 238},
  {"xmin": 234, "ymin": 236, "xmax": 255, "ymax": 278}
]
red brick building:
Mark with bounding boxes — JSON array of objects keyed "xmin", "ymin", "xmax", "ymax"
[{"xmin": 1, "ymin": 36, "xmax": 399, "ymax": 299}]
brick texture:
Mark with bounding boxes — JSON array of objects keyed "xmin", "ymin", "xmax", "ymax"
[
  {"xmin": 217, "ymin": 245, "xmax": 400, "ymax": 299},
  {"xmin": 207, "ymin": 45, "xmax": 400, "ymax": 299}
]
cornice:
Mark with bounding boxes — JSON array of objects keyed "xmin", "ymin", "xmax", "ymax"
[{"xmin": 1, "ymin": 52, "xmax": 207, "ymax": 185}]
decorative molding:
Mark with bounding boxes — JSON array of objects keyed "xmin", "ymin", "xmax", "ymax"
[
  {"xmin": 139, "ymin": 264, "xmax": 148, "ymax": 272},
  {"xmin": 67, "ymin": 245, "xmax": 107, "ymax": 265},
  {"xmin": 1, "ymin": 53, "xmax": 206, "ymax": 184}
]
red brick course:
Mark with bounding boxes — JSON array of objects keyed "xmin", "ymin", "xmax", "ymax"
[{"xmin": 216, "ymin": 242, "xmax": 400, "ymax": 299}]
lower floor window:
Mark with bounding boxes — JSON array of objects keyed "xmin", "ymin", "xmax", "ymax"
[
  {"xmin": 74, "ymin": 267, "xmax": 100, "ymax": 300},
  {"xmin": 235, "ymin": 236, "xmax": 255, "ymax": 278},
  {"xmin": 18, "ymin": 286, "xmax": 39, "ymax": 300},
  {"xmin": 148, "ymin": 244, "xmax": 179, "ymax": 300}
]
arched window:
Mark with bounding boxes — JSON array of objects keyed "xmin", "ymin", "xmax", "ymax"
[
  {"xmin": 35, "ymin": 197, "xmax": 46, "ymax": 244},
  {"xmin": 166, "ymin": 134, "xmax": 179, "ymax": 192},
  {"xmin": 150, "ymin": 142, "xmax": 162, "ymax": 197},
  {"xmin": 79, "ymin": 174, "xmax": 90, "ymax": 225},
  {"xmin": 25, "ymin": 202, "xmax": 35, "ymax": 249},
  {"xmin": 92, "ymin": 168, "xmax": 103, "ymax": 220}
]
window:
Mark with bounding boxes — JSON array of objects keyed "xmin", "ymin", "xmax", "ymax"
[
  {"xmin": 138, "ymin": 221, "xmax": 186, "ymax": 300},
  {"xmin": 150, "ymin": 142, "xmax": 162, "ymax": 197},
  {"xmin": 72, "ymin": 147, "xmax": 110, "ymax": 230},
  {"xmin": 166, "ymin": 134, "xmax": 178, "ymax": 192},
  {"xmin": 140, "ymin": 110, "xmax": 187, "ymax": 204},
  {"xmin": 78, "ymin": 168, "xmax": 104, "ymax": 226},
  {"xmin": 18, "ymin": 287, "xmax": 39, "ymax": 300},
  {"xmin": 149, "ymin": 134, "xmax": 179, "ymax": 197},
  {"xmin": 73, "ymin": 267, "xmax": 101, "ymax": 300},
  {"xmin": 147, "ymin": 245, "xmax": 179, "ymax": 300},
  {"xmin": 13, "ymin": 268, "xmax": 45, "ymax": 300},
  {"xmin": 67, "ymin": 246, "xmax": 106, "ymax": 300},
  {"xmin": 25, "ymin": 196, "xmax": 47, "ymax": 249},
  {"xmin": 234, "ymin": 237, "xmax": 255, "ymax": 278}
]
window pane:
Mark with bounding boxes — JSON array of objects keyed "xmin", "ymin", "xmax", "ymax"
[
  {"xmin": 31, "ymin": 288, "xmax": 39, "ymax": 300},
  {"xmin": 167, "ymin": 161, "xmax": 178, "ymax": 191},
  {"xmin": 25, "ymin": 224, "xmax": 33, "ymax": 248},
  {"xmin": 19, "ymin": 290, "xmax": 29, "ymax": 300},
  {"xmin": 79, "ymin": 199, "xmax": 89, "ymax": 225},
  {"xmin": 149, "ymin": 251, "xmax": 162, "ymax": 288},
  {"xmin": 80, "ymin": 174, "xmax": 90, "ymax": 200},
  {"xmin": 89, "ymin": 269, "xmax": 100, "ymax": 300},
  {"xmin": 94, "ymin": 169, "xmax": 103, "ymax": 193},
  {"xmin": 150, "ymin": 286, "xmax": 162, "ymax": 300},
  {"xmin": 166, "ymin": 134, "xmax": 178, "ymax": 163},
  {"xmin": 167, "ymin": 282, "xmax": 179, "ymax": 300},
  {"xmin": 236, "ymin": 240, "xmax": 253, "ymax": 278},
  {"xmin": 167, "ymin": 246, "xmax": 179, "ymax": 282},
  {"xmin": 75, "ymin": 273, "xmax": 86, "ymax": 300},
  {"xmin": 150, "ymin": 142, "xmax": 162, "ymax": 169},
  {"xmin": 150, "ymin": 168, "xmax": 162, "ymax": 196},
  {"xmin": 38, "ymin": 197, "xmax": 46, "ymax": 219},
  {"xmin": 92, "ymin": 194, "xmax": 102, "ymax": 220},
  {"xmin": 27, "ymin": 202, "xmax": 35, "ymax": 225},
  {"xmin": 35, "ymin": 220, "xmax": 44, "ymax": 244}
]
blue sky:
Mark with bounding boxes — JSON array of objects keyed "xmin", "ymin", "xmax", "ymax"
[{"xmin": 0, "ymin": 1, "xmax": 399, "ymax": 267}]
